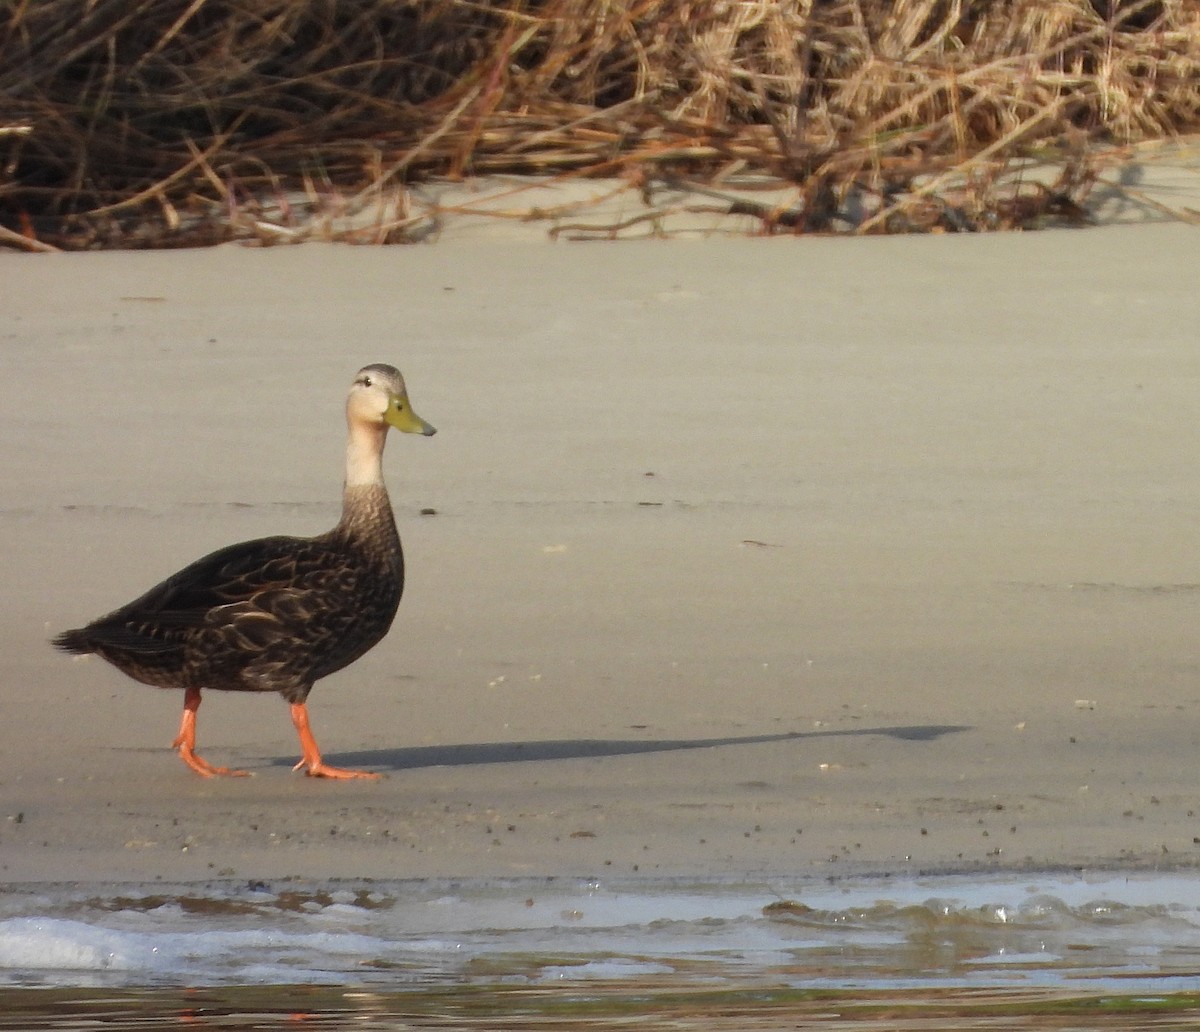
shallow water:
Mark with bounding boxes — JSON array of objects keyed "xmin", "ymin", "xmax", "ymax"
[{"xmin": 3, "ymin": 871, "xmax": 1200, "ymax": 1028}]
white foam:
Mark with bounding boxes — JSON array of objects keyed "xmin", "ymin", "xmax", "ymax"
[{"xmin": 0, "ymin": 918, "xmax": 149, "ymax": 975}]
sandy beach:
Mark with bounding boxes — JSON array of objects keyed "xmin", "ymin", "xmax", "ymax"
[{"xmin": 3, "ymin": 167, "xmax": 1200, "ymax": 886}]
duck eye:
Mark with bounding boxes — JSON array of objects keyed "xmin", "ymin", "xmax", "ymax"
[{"xmin": 362, "ymin": 376, "xmax": 372, "ymax": 387}]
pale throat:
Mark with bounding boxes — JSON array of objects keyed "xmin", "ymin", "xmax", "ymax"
[{"xmin": 344, "ymin": 420, "xmax": 389, "ymax": 487}]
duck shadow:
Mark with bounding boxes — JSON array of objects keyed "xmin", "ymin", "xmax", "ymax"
[{"xmin": 271, "ymin": 724, "xmax": 970, "ymax": 772}]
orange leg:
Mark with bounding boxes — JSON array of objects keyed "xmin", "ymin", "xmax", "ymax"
[
  {"xmin": 172, "ymin": 687, "xmax": 251, "ymax": 778},
  {"xmin": 289, "ymin": 702, "xmax": 381, "ymax": 780}
]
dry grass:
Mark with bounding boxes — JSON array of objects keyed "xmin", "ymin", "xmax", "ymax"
[{"xmin": 2, "ymin": 0, "xmax": 1198, "ymax": 249}]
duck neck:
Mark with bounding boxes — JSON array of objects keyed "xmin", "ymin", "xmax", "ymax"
[
  {"xmin": 345, "ymin": 419, "xmax": 388, "ymax": 489},
  {"xmin": 339, "ymin": 422, "xmax": 399, "ymax": 554}
]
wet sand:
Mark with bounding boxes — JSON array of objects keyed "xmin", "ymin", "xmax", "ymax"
[{"xmin": 3, "ymin": 167, "xmax": 1200, "ymax": 885}]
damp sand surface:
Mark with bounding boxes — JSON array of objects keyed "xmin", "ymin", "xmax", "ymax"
[{"xmin": 4, "ymin": 209, "xmax": 1200, "ymax": 883}]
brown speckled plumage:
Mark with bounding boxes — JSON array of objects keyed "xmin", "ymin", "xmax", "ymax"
[
  {"xmin": 54, "ymin": 485, "xmax": 403, "ymax": 705},
  {"xmin": 53, "ymin": 364, "xmax": 435, "ymax": 779}
]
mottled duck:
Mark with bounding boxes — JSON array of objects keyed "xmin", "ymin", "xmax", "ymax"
[{"xmin": 53, "ymin": 364, "xmax": 435, "ymax": 779}]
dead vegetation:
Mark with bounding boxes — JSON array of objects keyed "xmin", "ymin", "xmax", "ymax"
[{"xmin": 2, "ymin": 0, "xmax": 1198, "ymax": 249}]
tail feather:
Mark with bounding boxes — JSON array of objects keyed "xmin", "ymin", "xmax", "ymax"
[
  {"xmin": 53, "ymin": 623, "xmax": 181, "ymax": 656},
  {"xmin": 52, "ymin": 628, "xmax": 94, "ymax": 655}
]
